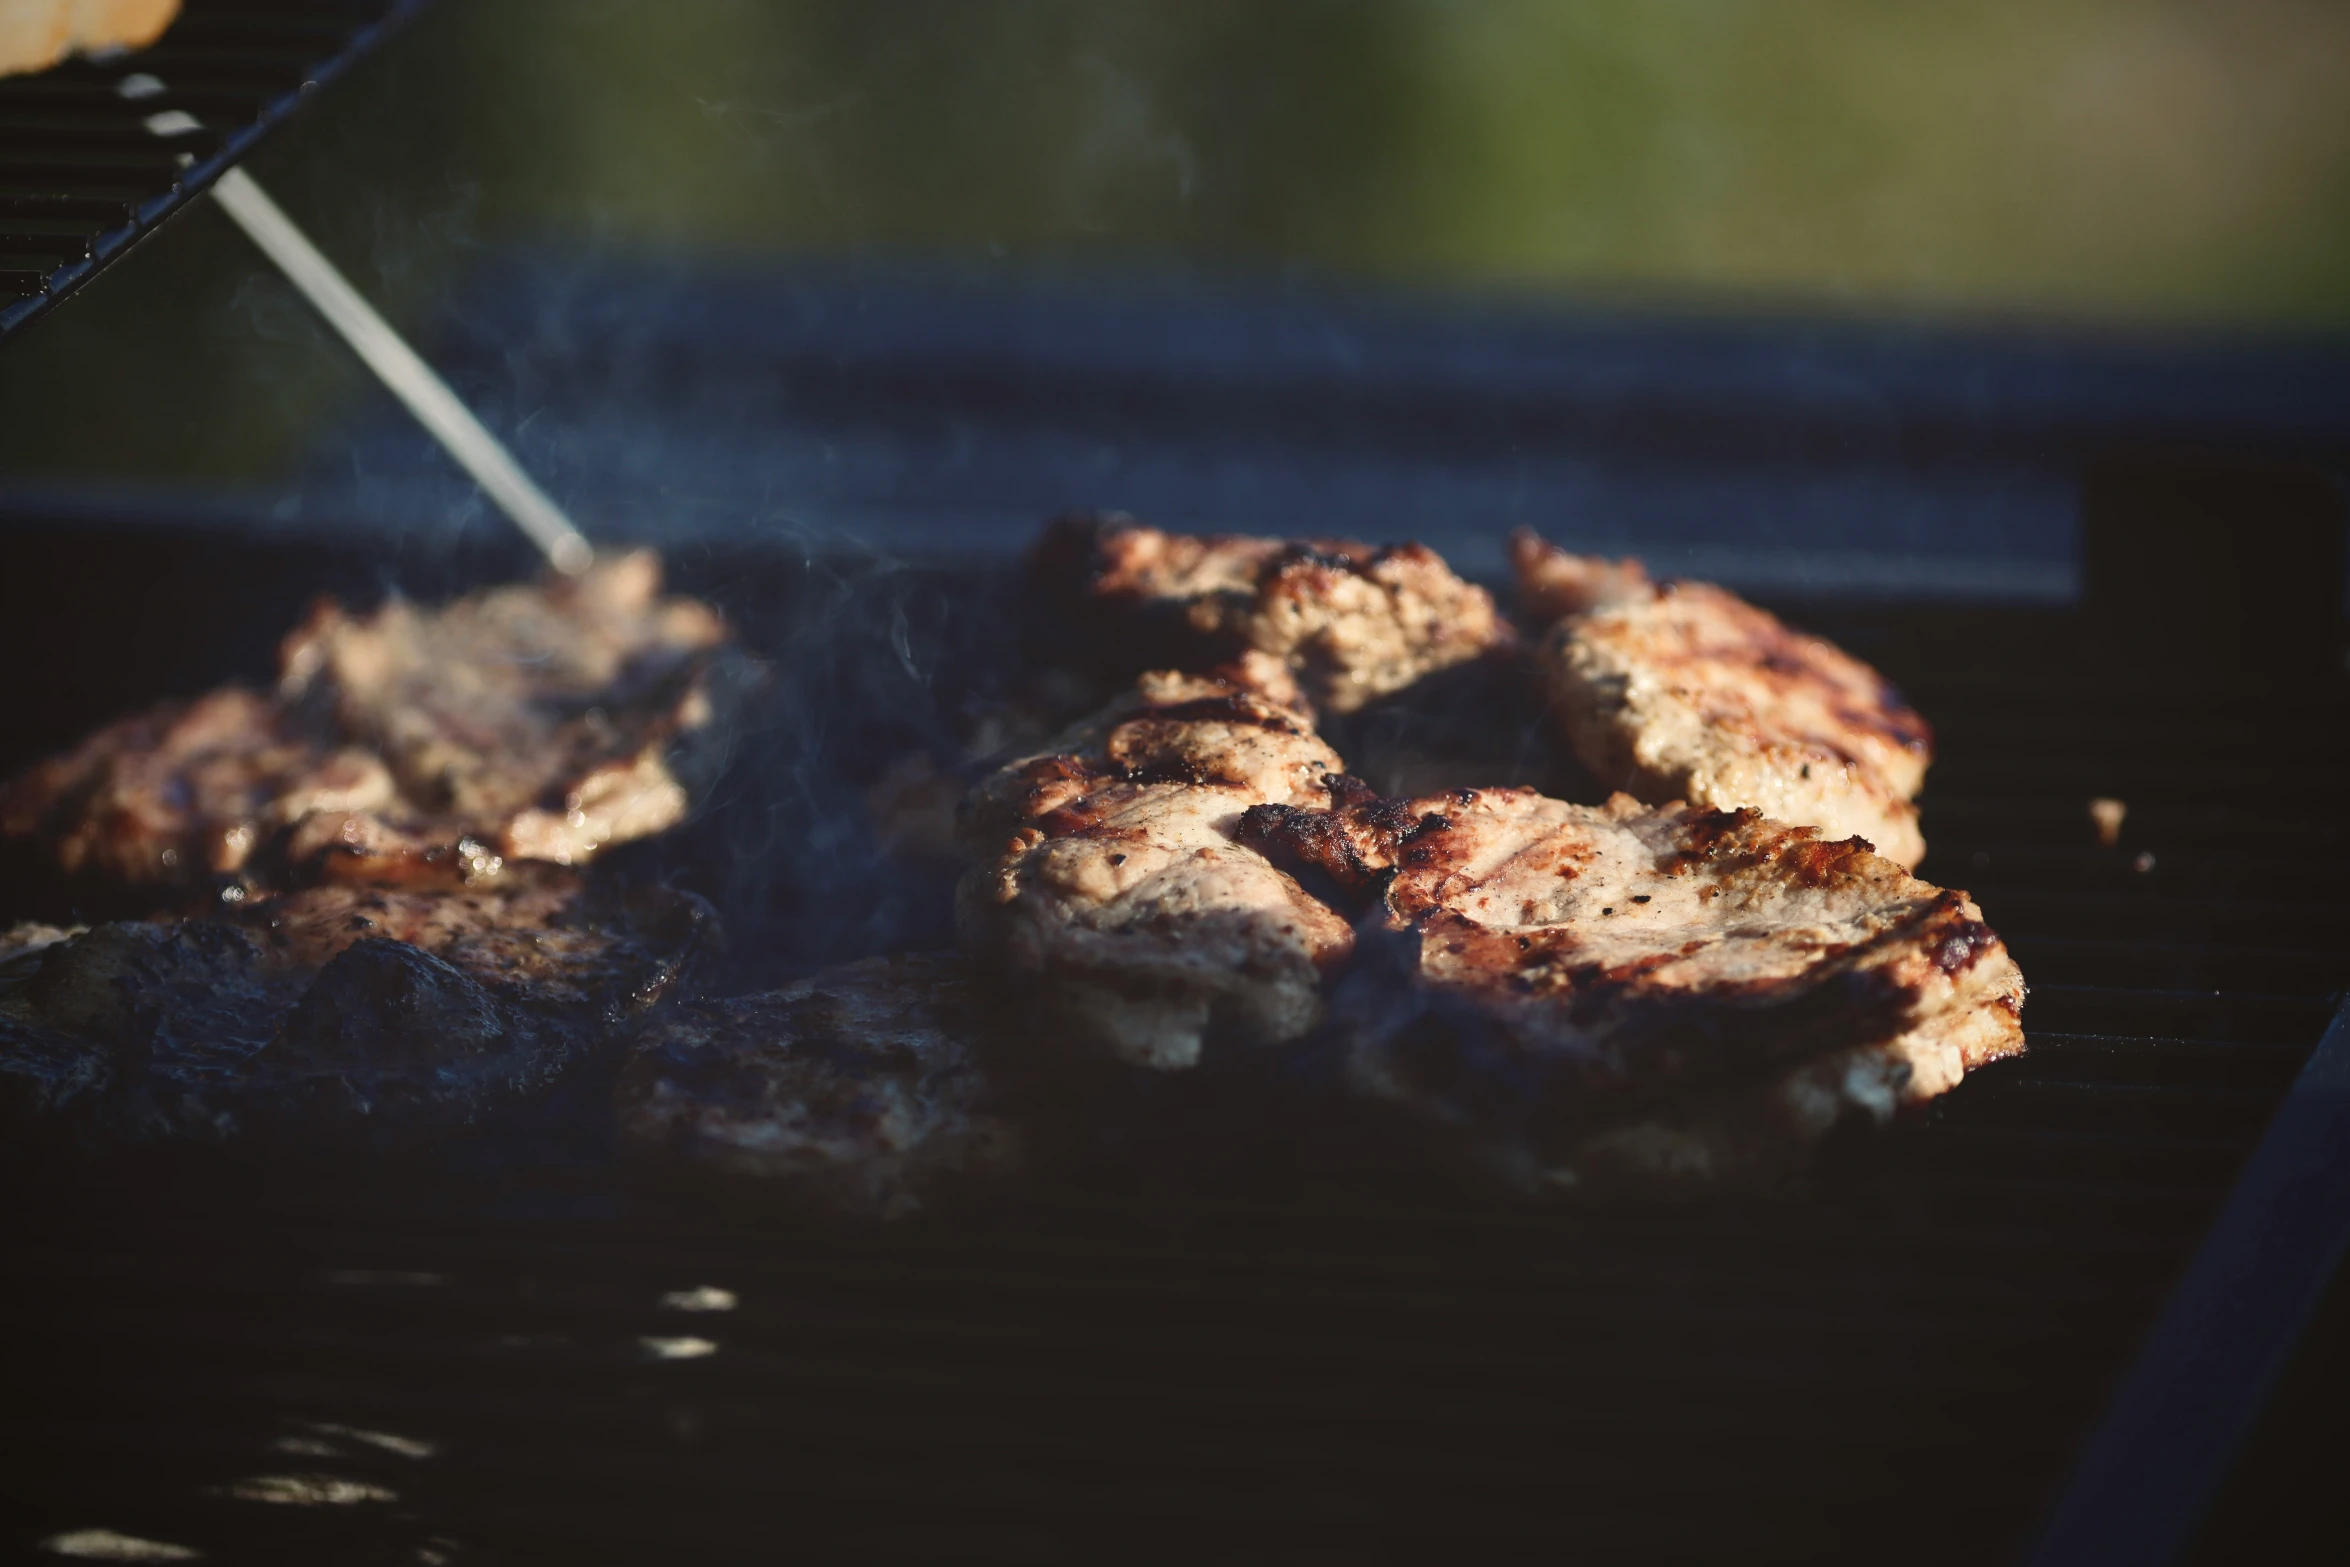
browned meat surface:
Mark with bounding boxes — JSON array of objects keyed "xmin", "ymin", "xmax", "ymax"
[
  {"xmin": 0, "ymin": 871, "xmax": 714, "ymax": 1150},
  {"xmin": 0, "ymin": 687, "xmax": 396, "ymax": 885},
  {"xmin": 958, "ymin": 670, "xmax": 1356, "ymax": 1069},
  {"xmin": 1513, "ymin": 531, "xmax": 1932, "ymax": 868},
  {"xmin": 1508, "ymin": 530, "xmax": 1653, "ymax": 623},
  {"xmin": 1034, "ymin": 513, "xmax": 1510, "ymax": 714},
  {"xmin": 617, "ymin": 952, "xmax": 1019, "ymax": 1218},
  {"xmin": 1241, "ymin": 784, "xmax": 2024, "ymax": 1192},
  {"xmin": 1, "ymin": 552, "xmax": 765, "ymax": 891}
]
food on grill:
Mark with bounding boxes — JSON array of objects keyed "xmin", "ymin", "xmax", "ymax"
[
  {"xmin": 1240, "ymin": 784, "xmax": 2024, "ymax": 1191},
  {"xmin": 0, "ymin": 0, "xmax": 178, "ymax": 78},
  {"xmin": 617, "ymin": 952, "xmax": 1019, "ymax": 1218},
  {"xmin": 1, "ymin": 552, "xmax": 765, "ymax": 889},
  {"xmin": 1513, "ymin": 531, "xmax": 1932, "ymax": 868},
  {"xmin": 957, "ymin": 669, "xmax": 1356, "ymax": 1069},
  {"xmin": 0, "ymin": 868, "xmax": 714, "ymax": 1149},
  {"xmin": 1032, "ymin": 513, "xmax": 1510, "ymax": 714},
  {"xmin": 0, "ymin": 922, "xmax": 77, "ymax": 965},
  {"xmin": 1510, "ymin": 536, "xmax": 1654, "ymax": 623}
]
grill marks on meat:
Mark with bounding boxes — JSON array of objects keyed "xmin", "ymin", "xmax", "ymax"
[
  {"xmin": 1513, "ymin": 531, "xmax": 1933, "ymax": 868},
  {"xmin": 0, "ymin": 868, "xmax": 714, "ymax": 1150},
  {"xmin": 1245, "ymin": 784, "xmax": 2024, "ymax": 1192},
  {"xmin": 1035, "ymin": 513, "xmax": 1510, "ymax": 714},
  {"xmin": 1, "ymin": 551, "xmax": 765, "ymax": 890},
  {"xmin": 617, "ymin": 952, "xmax": 1019, "ymax": 1218},
  {"xmin": 957, "ymin": 671, "xmax": 1356, "ymax": 1070}
]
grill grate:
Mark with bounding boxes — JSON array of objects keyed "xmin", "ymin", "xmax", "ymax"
[
  {"xmin": 0, "ymin": 0, "xmax": 421, "ymax": 339},
  {"xmin": 0, "ymin": 518, "xmax": 2344, "ymax": 1562}
]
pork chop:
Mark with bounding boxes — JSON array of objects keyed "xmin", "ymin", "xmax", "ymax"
[
  {"xmin": 617, "ymin": 952, "xmax": 1019, "ymax": 1218},
  {"xmin": 1033, "ymin": 514, "xmax": 1510, "ymax": 713},
  {"xmin": 957, "ymin": 669, "xmax": 1356, "ymax": 1069},
  {"xmin": 1239, "ymin": 783, "xmax": 2024, "ymax": 1191},
  {"xmin": 1513, "ymin": 531, "xmax": 1932, "ymax": 868}
]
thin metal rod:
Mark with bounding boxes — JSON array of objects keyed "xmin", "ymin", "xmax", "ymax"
[
  {"xmin": 2023, "ymin": 989, "xmax": 2350, "ymax": 1566},
  {"xmin": 209, "ymin": 166, "xmax": 594, "ymax": 575}
]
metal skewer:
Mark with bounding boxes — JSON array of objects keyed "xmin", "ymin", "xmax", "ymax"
[
  {"xmin": 130, "ymin": 84, "xmax": 593, "ymax": 575},
  {"xmin": 209, "ymin": 168, "xmax": 594, "ymax": 576}
]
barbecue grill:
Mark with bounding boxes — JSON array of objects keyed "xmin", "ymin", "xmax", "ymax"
[
  {"xmin": 0, "ymin": 0, "xmax": 423, "ymax": 338},
  {"xmin": 5, "ymin": 13, "xmax": 2350, "ymax": 1566}
]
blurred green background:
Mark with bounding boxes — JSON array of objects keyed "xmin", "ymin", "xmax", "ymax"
[{"xmin": 5, "ymin": 0, "xmax": 2348, "ymax": 485}]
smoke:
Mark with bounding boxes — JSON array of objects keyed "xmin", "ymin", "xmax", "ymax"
[{"xmin": 601, "ymin": 538, "xmax": 1035, "ymax": 992}]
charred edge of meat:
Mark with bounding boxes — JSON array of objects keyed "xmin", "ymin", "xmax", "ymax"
[{"xmin": 1235, "ymin": 774, "xmax": 1455, "ymax": 909}]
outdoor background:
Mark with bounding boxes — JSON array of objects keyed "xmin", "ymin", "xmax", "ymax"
[{"xmin": 4, "ymin": 0, "xmax": 2348, "ymax": 484}]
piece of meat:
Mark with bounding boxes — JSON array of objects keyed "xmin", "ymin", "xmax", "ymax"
[
  {"xmin": 617, "ymin": 952, "xmax": 1019, "ymax": 1218},
  {"xmin": 0, "ymin": 687, "xmax": 397, "ymax": 885},
  {"xmin": 1513, "ymin": 531, "xmax": 1932, "ymax": 868},
  {"xmin": 0, "ymin": 552, "xmax": 766, "ymax": 892},
  {"xmin": 0, "ymin": 0, "xmax": 178, "ymax": 78},
  {"xmin": 0, "ymin": 923, "xmax": 78, "ymax": 967},
  {"xmin": 0, "ymin": 870, "xmax": 715, "ymax": 1151},
  {"xmin": 1032, "ymin": 513, "xmax": 1511, "ymax": 714},
  {"xmin": 1239, "ymin": 784, "xmax": 2024, "ymax": 1192},
  {"xmin": 1508, "ymin": 530, "xmax": 1652, "ymax": 622},
  {"xmin": 281, "ymin": 548, "xmax": 766, "ymax": 871},
  {"xmin": 957, "ymin": 670, "xmax": 1357, "ymax": 1070}
]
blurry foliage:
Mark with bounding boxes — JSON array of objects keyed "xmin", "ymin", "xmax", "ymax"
[{"xmin": 4, "ymin": 0, "xmax": 2348, "ymax": 483}]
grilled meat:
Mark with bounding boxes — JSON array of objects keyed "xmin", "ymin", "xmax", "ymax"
[
  {"xmin": 1, "ymin": 552, "xmax": 765, "ymax": 891},
  {"xmin": 617, "ymin": 952, "xmax": 1018, "ymax": 1218},
  {"xmin": 0, "ymin": 868, "xmax": 714, "ymax": 1150},
  {"xmin": 1513, "ymin": 531, "xmax": 1932, "ymax": 868},
  {"xmin": 958, "ymin": 670, "xmax": 1356, "ymax": 1069},
  {"xmin": 1240, "ymin": 784, "xmax": 2024, "ymax": 1191},
  {"xmin": 0, "ymin": 687, "xmax": 394, "ymax": 886},
  {"xmin": 1509, "ymin": 532, "xmax": 1653, "ymax": 623},
  {"xmin": 1033, "ymin": 514, "xmax": 1510, "ymax": 714}
]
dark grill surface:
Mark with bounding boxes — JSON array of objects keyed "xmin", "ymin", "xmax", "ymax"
[
  {"xmin": 0, "ymin": 521, "xmax": 2345, "ymax": 1564},
  {"xmin": 0, "ymin": 0, "xmax": 418, "ymax": 337}
]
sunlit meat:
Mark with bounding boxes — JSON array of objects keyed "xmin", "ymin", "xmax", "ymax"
[
  {"xmin": 0, "ymin": 551, "xmax": 765, "ymax": 889},
  {"xmin": 957, "ymin": 668, "xmax": 1356, "ymax": 1069},
  {"xmin": 0, "ymin": 867, "xmax": 714, "ymax": 1149},
  {"xmin": 1033, "ymin": 513, "xmax": 1511, "ymax": 713},
  {"xmin": 1240, "ymin": 782, "xmax": 2025, "ymax": 1191},
  {"xmin": 617, "ymin": 952, "xmax": 1019, "ymax": 1218},
  {"xmin": 1512, "ymin": 530, "xmax": 1933, "ymax": 868}
]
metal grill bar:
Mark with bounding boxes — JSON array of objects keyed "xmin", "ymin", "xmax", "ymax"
[
  {"xmin": 2027, "ymin": 994, "xmax": 2350, "ymax": 1566},
  {"xmin": 0, "ymin": 0, "xmax": 426, "ymax": 338}
]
